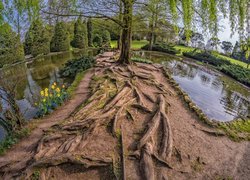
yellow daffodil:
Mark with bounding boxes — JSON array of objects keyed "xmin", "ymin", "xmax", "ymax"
[
  {"xmin": 45, "ymin": 88, "xmax": 49, "ymax": 92},
  {"xmin": 42, "ymin": 98, "xmax": 46, "ymax": 102},
  {"xmin": 56, "ymin": 87, "xmax": 60, "ymax": 93},
  {"xmin": 53, "ymin": 82, "xmax": 57, "ymax": 86},
  {"xmin": 57, "ymin": 94, "xmax": 60, "ymax": 97},
  {"xmin": 51, "ymin": 85, "xmax": 55, "ymax": 89},
  {"xmin": 45, "ymin": 93, "xmax": 48, "ymax": 97},
  {"xmin": 40, "ymin": 90, "xmax": 44, "ymax": 96}
]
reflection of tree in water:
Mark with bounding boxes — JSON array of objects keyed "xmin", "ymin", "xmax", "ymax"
[
  {"xmin": 24, "ymin": 67, "xmax": 42, "ymax": 105},
  {"xmin": 199, "ymin": 74, "xmax": 211, "ymax": 85},
  {"xmin": 220, "ymin": 88, "xmax": 250, "ymax": 119},
  {"xmin": 211, "ymin": 78, "xmax": 222, "ymax": 91},
  {"xmin": 0, "ymin": 64, "xmax": 28, "ymax": 100},
  {"xmin": 169, "ymin": 61, "xmax": 198, "ymax": 80}
]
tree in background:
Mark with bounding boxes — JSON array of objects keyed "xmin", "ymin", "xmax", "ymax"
[
  {"xmin": 24, "ymin": 19, "xmax": 51, "ymax": 57},
  {"xmin": 191, "ymin": 33, "xmax": 204, "ymax": 49},
  {"xmin": 50, "ymin": 22, "xmax": 70, "ymax": 52},
  {"xmin": 102, "ymin": 30, "xmax": 111, "ymax": 46},
  {"xmin": 87, "ymin": 18, "xmax": 93, "ymax": 47},
  {"xmin": 231, "ymin": 41, "xmax": 242, "ymax": 60},
  {"xmin": 206, "ymin": 37, "xmax": 221, "ymax": 51},
  {"xmin": 221, "ymin": 41, "xmax": 233, "ymax": 55},
  {"xmin": 93, "ymin": 34, "xmax": 103, "ymax": 47},
  {"xmin": 71, "ymin": 17, "xmax": 88, "ymax": 49},
  {"xmin": 0, "ymin": 23, "xmax": 24, "ymax": 67}
]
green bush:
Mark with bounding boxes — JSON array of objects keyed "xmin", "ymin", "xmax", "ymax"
[
  {"xmin": 183, "ymin": 51, "xmax": 250, "ymax": 86},
  {"xmin": 50, "ymin": 22, "xmax": 70, "ymax": 52},
  {"xmin": 60, "ymin": 56, "xmax": 96, "ymax": 78},
  {"xmin": 183, "ymin": 51, "xmax": 231, "ymax": 66},
  {"xmin": 71, "ymin": 17, "xmax": 88, "ymax": 49},
  {"xmin": 93, "ymin": 34, "xmax": 103, "ymax": 47},
  {"xmin": 24, "ymin": 19, "xmax": 50, "ymax": 57},
  {"xmin": 102, "ymin": 30, "xmax": 111, "ymax": 45},
  {"xmin": 131, "ymin": 57, "xmax": 153, "ymax": 64},
  {"xmin": 0, "ymin": 23, "xmax": 24, "ymax": 67},
  {"xmin": 218, "ymin": 64, "xmax": 250, "ymax": 86},
  {"xmin": 142, "ymin": 43, "xmax": 179, "ymax": 55}
]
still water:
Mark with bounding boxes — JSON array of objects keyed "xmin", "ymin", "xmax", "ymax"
[
  {"xmin": 134, "ymin": 51, "xmax": 250, "ymax": 122},
  {"xmin": 0, "ymin": 49, "xmax": 98, "ymax": 141}
]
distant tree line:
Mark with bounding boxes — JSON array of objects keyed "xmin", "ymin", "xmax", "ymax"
[{"xmin": 0, "ymin": 17, "xmax": 112, "ymax": 68}]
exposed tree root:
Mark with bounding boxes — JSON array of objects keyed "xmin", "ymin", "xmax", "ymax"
[{"xmin": 0, "ymin": 53, "xmax": 174, "ymax": 179}]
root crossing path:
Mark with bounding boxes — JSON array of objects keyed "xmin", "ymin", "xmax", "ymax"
[{"xmin": 0, "ymin": 52, "xmax": 250, "ymax": 180}]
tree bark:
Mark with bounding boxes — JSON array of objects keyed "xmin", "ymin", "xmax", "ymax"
[
  {"xmin": 118, "ymin": 0, "xmax": 133, "ymax": 64},
  {"xmin": 117, "ymin": 0, "xmax": 123, "ymax": 50}
]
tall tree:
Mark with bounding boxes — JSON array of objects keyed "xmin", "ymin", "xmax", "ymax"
[
  {"xmin": 0, "ymin": 23, "xmax": 24, "ymax": 67},
  {"xmin": 24, "ymin": 19, "xmax": 51, "ymax": 56},
  {"xmin": 71, "ymin": 17, "xmax": 88, "ymax": 49},
  {"xmin": 87, "ymin": 18, "xmax": 93, "ymax": 47},
  {"xmin": 221, "ymin": 41, "xmax": 233, "ymax": 55},
  {"xmin": 50, "ymin": 22, "xmax": 70, "ymax": 52}
]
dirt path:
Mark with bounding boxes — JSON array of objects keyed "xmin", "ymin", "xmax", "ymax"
[
  {"xmin": 0, "ymin": 67, "xmax": 95, "ymax": 176},
  {"xmin": 0, "ymin": 52, "xmax": 249, "ymax": 180}
]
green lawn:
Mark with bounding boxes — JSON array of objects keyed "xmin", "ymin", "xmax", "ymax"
[
  {"xmin": 111, "ymin": 40, "xmax": 148, "ymax": 49},
  {"xmin": 174, "ymin": 45, "xmax": 250, "ymax": 69}
]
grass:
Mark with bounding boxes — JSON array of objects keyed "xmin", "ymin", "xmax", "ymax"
[
  {"xmin": 174, "ymin": 45, "xmax": 250, "ymax": 69},
  {"xmin": 218, "ymin": 120, "xmax": 250, "ymax": 141},
  {"xmin": 131, "ymin": 57, "xmax": 153, "ymax": 64},
  {"xmin": 66, "ymin": 70, "xmax": 88, "ymax": 96},
  {"xmin": 174, "ymin": 45, "xmax": 198, "ymax": 55},
  {"xmin": 111, "ymin": 40, "xmax": 148, "ymax": 49},
  {"xmin": 0, "ymin": 128, "xmax": 31, "ymax": 155}
]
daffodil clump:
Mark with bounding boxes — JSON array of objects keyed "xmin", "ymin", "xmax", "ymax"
[{"xmin": 36, "ymin": 82, "xmax": 68, "ymax": 117}]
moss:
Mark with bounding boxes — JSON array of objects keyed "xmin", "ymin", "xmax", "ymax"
[
  {"xmin": 31, "ymin": 170, "xmax": 40, "ymax": 180},
  {"xmin": 0, "ymin": 128, "xmax": 31, "ymax": 155}
]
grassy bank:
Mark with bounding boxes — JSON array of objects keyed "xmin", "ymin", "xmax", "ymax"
[
  {"xmin": 174, "ymin": 45, "xmax": 250, "ymax": 69},
  {"xmin": 111, "ymin": 40, "xmax": 148, "ymax": 49}
]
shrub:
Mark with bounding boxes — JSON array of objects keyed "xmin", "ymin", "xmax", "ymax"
[
  {"xmin": 24, "ymin": 19, "xmax": 50, "ymax": 57},
  {"xmin": 102, "ymin": 30, "xmax": 111, "ymax": 45},
  {"xmin": 218, "ymin": 64, "xmax": 250, "ymax": 86},
  {"xmin": 183, "ymin": 51, "xmax": 231, "ymax": 66},
  {"xmin": 183, "ymin": 51, "xmax": 250, "ymax": 86},
  {"xmin": 131, "ymin": 57, "xmax": 153, "ymax": 64},
  {"xmin": 36, "ymin": 82, "xmax": 68, "ymax": 117},
  {"xmin": 141, "ymin": 43, "xmax": 179, "ymax": 55},
  {"xmin": 71, "ymin": 17, "xmax": 88, "ymax": 49},
  {"xmin": 0, "ymin": 23, "xmax": 24, "ymax": 67},
  {"xmin": 60, "ymin": 56, "xmax": 96, "ymax": 78},
  {"xmin": 50, "ymin": 22, "xmax": 70, "ymax": 52},
  {"xmin": 93, "ymin": 34, "xmax": 103, "ymax": 47}
]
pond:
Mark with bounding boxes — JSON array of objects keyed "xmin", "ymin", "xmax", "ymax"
[
  {"xmin": 134, "ymin": 51, "xmax": 250, "ymax": 122},
  {"xmin": 0, "ymin": 49, "xmax": 98, "ymax": 141}
]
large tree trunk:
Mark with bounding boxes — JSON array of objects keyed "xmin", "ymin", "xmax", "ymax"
[
  {"xmin": 148, "ymin": 14, "xmax": 154, "ymax": 51},
  {"xmin": 117, "ymin": 0, "xmax": 123, "ymax": 50},
  {"xmin": 118, "ymin": 0, "xmax": 133, "ymax": 64}
]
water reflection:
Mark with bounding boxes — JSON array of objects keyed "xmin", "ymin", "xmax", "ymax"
[
  {"xmin": 134, "ymin": 51, "xmax": 250, "ymax": 122},
  {"xmin": 0, "ymin": 49, "xmax": 98, "ymax": 140}
]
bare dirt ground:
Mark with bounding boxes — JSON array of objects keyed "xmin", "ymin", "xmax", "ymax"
[{"xmin": 0, "ymin": 52, "xmax": 249, "ymax": 180}]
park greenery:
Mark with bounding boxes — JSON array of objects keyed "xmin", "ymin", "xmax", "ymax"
[
  {"xmin": 0, "ymin": 0, "xmax": 249, "ymax": 179},
  {"xmin": 36, "ymin": 82, "xmax": 68, "ymax": 117},
  {"xmin": 60, "ymin": 56, "xmax": 96, "ymax": 78}
]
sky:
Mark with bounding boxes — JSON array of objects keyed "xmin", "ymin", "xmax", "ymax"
[{"xmin": 214, "ymin": 18, "xmax": 239, "ymax": 45}]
